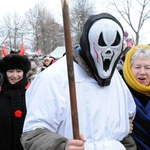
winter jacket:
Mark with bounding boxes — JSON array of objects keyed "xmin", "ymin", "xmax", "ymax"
[
  {"xmin": 0, "ymin": 77, "xmax": 30, "ymax": 150},
  {"xmin": 21, "ymin": 128, "xmax": 68, "ymax": 150}
]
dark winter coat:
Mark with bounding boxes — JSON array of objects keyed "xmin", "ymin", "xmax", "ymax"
[
  {"xmin": 128, "ymin": 86, "xmax": 150, "ymax": 150},
  {"xmin": 0, "ymin": 76, "xmax": 30, "ymax": 150}
]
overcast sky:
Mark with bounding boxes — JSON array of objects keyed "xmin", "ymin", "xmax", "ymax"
[
  {"xmin": 0, "ymin": 0, "xmax": 62, "ymax": 21},
  {"xmin": 0, "ymin": 0, "xmax": 149, "ymax": 44}
]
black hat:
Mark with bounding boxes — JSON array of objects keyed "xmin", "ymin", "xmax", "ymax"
[{"xmin": 0, "ymin": 45, "xmax": 31, "ymax": 74}]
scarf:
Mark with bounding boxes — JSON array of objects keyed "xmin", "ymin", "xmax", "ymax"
[{"xmin": 0, "ymin": 76, "xmax": 29, "ymax": 150}]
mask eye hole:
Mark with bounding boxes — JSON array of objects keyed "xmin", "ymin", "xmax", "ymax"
[
  {"xmin": 98, "ymin": 33, "xmax": 107, "ymax": 46},
  {"xmin": 111, "ymin": 31, "xmax": 120, "ymax": 46}
]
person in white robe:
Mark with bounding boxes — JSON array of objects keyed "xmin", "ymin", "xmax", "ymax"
[{"xmin": 21, "ymin": 13, "xmax": 136, "ymax": 150}]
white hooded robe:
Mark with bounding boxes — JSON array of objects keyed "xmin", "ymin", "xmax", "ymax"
[{"xmin": 23, "ymin": 56, "xmax": 136, "ymax": 150}]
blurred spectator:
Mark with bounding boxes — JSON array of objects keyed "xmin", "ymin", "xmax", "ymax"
[
  {"xmin": 27, "ymin": 61, "xmax": 37, "ymax": 82},
  {"xmin": 124, "ymin": 31, "xmax": 134, "ymax": 48},
  {"xmin": 36, "ymin": 61, "xmax": 44, "ymax": 75},
  {"xmin": 41, "ymin": 56, "xmax": 56, "ymax": 71},
  {"xmin": 32, "ymin": 55, "xmax": 39, "ymax": 66}
]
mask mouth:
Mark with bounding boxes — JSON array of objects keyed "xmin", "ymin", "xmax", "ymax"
[
  {"xmin": 103, "ymin": 59, "xmax": 111, "ymax": 71},
  {"xmin": 102, "ymin": 52, "xmax": 114, "ymax": 72}
]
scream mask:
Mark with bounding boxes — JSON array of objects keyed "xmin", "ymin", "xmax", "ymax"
[{"xmin": 80, "ymin": 13, "xmax": 124, "ymax": 86}]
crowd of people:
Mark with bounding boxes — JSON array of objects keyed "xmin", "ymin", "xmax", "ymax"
[
  {"xmin": 27, "ymin": 54, "xmax": 57, "ymax": 81},
  {"xmin": 0, "ymin": 12, "xmax": 149, "ymax": 150}
]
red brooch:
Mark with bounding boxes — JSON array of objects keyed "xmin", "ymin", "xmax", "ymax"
[{"xmin": 14, "ymin": 110, "xmax": 22, "ymax": 118}]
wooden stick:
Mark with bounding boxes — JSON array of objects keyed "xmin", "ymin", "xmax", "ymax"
[{"xmin": 61, "ymin": 0, "xmax": 80, "ymax": 139}]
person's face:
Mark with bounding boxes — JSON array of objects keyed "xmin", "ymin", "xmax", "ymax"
[
  {"xmin": 131, "ymin": 57, "xmax": 150, "ymax": 86},
  {"xmin": 44, "ymin": 60, "xmax": 51, "ymax": 66},
  {"xmin": 6, "ymin": 69, "xmax": 23, "ymax": 84}
]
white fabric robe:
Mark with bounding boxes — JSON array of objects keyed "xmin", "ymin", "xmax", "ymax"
[{"xmin": 23, "ymin": 56, "xmax": 136, "ymax": 150}]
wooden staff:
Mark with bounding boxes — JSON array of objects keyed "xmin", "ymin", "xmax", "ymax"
[{"xmin": 61, "ymin": 0, "xmax": 80, "ymax": 139}]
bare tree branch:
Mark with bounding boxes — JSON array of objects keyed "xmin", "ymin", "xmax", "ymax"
[{"xmin": 105, "ymin": 0, "xmax": 150, "ymax": 45}]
